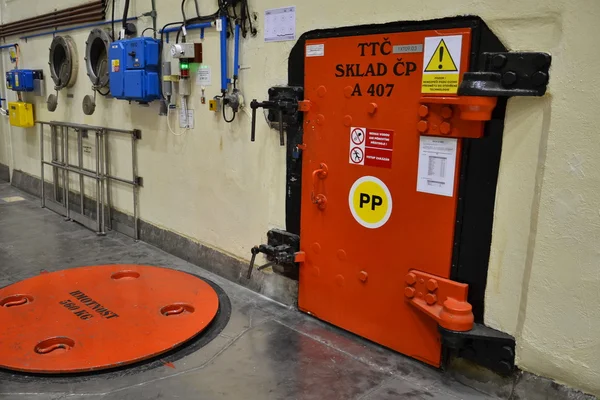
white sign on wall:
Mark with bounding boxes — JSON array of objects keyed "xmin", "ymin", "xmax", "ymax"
[{"xmin": 264, "ymin": 6, "xmax": 296, "ymax": 42}]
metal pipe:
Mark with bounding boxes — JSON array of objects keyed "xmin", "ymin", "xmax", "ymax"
[
  {"xmin": 0, "ymin": 1, "xmax": 103, "ymax": 29},
  {"xmin": 78, "ymin": 130, "xmax": 84, "ymax": 216},
  {"xmin": 37, "ymin": 121, "xmax": 136, "ymax": 135},
  {"xmin": 51, "ymin": 126, "xmax": 58, "ymax": 202},
  {"xmin": 151, "ymin": 0, "xmax": 157, "ymax": 39},
  {"xmin": 122, "ymin": 0, "xmax": 131, "ymax": 31},
  {"xmin": 20, "ymin": 17, "xmax": 138, "ymax": 41},
  {"xmin": 64, "ymin": 127, "xmax": 70, "ymax": 220},
  {"xmin": 43, "ymin": 161, "xmax": 100, "ymax": 180},
  {"xmin": 3, "ymin": 11, "xmax": 106, "ymax": 37},
  {"xmin": 0, "ymin": 43, "xmax": 17, "ymax": 50},
  {"xmin": 40, "ymin": 123, "xmax": 45, "ymax": 208},
  {"xmin": 1, "ymin": 8, "xmax": 105, "ymax": 33},
  {"xmin": 220, "ymin": 16, "xmax": 228, "ymax": 92},
  {"xmin": 99, "ymin": 131, "xmax": 105, "ymax": 235},
  {"xmin": 104, "ymin": 129, "xmax": 112, "ymax": 229},
  {"xmin": 160, "ymin": 21, "xmax": 212, "ymax": 34},
  {"xmin": 132, "ymin": 133, "xmax": 139, "ymax": 240},
  {"xmin": 62, "ymin": 162, "xmax": 137, "ymax": 186},
  {"xmin": 95, "ymin": 132, "xmax": 101, "ymax": 234},
  {"xmin": 233, "ymin": 22, "xmax": 241, "ymax": 80}
]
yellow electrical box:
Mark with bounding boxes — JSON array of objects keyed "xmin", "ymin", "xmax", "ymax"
[{"xmin": 8, "ymin": 102, "xmax": 34, "ymax": 128}]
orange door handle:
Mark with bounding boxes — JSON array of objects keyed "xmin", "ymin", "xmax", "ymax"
[{"xmin": 311, "ymin": 163, "xmax": 328, "ymax": 210}]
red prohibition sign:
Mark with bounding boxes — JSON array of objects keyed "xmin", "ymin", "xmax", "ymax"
[
  {"xmin": 350, "ymin": 147, "xmax": 364, "ymax": 163},
  {"xmin": 351, "ymin": 128, "xmax": 366, "ymax": 145}
]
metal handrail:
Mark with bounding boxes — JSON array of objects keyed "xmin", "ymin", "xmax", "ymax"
[{"xmin": 38, "ymin": 121, "xmax": 141, "ymax": 239}]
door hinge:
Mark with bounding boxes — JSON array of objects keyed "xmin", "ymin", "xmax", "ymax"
[
  {"xmin": 406, "ymin": 269, "xmax": 516, "ymax": 375},
  {"xmin": 404, "ymin": 270, "xmax": 474, "ymax": 332},
  {"xmin": 417, "ymin": 51, "xmax": 551, "ymax": 139},
  {"xmin": 440, "ymin": 323, "xmax": 516, "ymax": 376},
  {"xmin": 459, "ymin": 52, "xmax": 551, "ymax": 97}
]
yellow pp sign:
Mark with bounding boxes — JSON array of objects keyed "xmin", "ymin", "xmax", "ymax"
[{"xmin": 348, "ymin": 176, "xmax": 392, "ymax": 229}]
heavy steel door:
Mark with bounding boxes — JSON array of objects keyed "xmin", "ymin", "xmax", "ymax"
[{"xmin": 299, "ymin": 28, "xmax": 475, "ymax": 366}]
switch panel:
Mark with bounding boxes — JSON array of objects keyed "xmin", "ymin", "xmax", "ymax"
[
  {"xmin": 6, "ymin": 69, "xmax": 44, "ymax": 92},
  {"xmin": 109, "ymin": 37, "xmax": 161, "ymax": 103}
]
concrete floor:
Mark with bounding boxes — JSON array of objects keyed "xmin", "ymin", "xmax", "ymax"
[{"xmin": 0, "ymin": 181, "xmax": 497, "ymax": 400}]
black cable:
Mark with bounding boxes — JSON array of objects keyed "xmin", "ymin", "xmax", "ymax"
[
  {"xmin": 111, "ymin": 0, "xmax": 116, "ymax": 40},
  {"xmin": 176, "ymin": 25, "xmax": 185, "ymax": 43},
  {"xmin": 222, "ymin": 104, "xmax": 236, "ymax": 123},
  {"xmin": 160, "ymin": 21, "xmax": 185, "ymax": 44},
  {"xmin": 141, "ymin": 27, "xmax": 157, "ymax": 37},
  {"xmin": 122, "ymin": 0, "xmax": 130, "ymax": 31},
  {"xmin": 246, "ymin": 0, "xmax": 256, "ymax": 36},
  {"xmin": 97, "ymin": 87, "xmax": 110, "ymax": 96},
  {"xmin": 193, "ymin": 0, "xmax": 201, "ymax": 17},
  {"xmin": 181, "ymin": 0, "xmax": 188, "ymax": 27}
]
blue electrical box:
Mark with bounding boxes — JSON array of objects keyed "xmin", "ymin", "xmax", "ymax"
[
  {"xmin": 6, "ymin": 69, "xmax": 44, "ymax": 92},
  {"xmin": 109, "ymin": 37, "xmax": 161, "ymax": 103}
]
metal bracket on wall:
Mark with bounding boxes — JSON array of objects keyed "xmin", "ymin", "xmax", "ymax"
[
  {"xmin": 440, "ymin": 324, "xmax": 516, "ymax": 376},
  {"xmin": 250, "ymin": 86, "xmax": 306, "ymax": 146},
  {"xmin": 459, "ymin": 52, "xmax": 551, "ymax": 97}
]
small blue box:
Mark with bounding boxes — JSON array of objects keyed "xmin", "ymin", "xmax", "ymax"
[
  {"xmin": 109, "ymin": 37, "xmax": 161, "ymax": 102},
  {"xmin": 6, "ymin": 69, "xmax": 43, "ymax": 92}
]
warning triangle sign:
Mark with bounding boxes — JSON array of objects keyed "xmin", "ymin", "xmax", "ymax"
[{"xmin": 424, "ymin": 39, "xmax": 458, "ymax": 72}]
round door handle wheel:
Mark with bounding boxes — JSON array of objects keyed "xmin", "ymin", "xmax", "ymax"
[{"xmin": 0, "ymin": 265, "xmax": 220, "ymax": 374}]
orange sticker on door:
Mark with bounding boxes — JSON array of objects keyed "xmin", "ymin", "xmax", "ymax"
[{"xmin": 349, "ymin": 127, "xmax": 394, "ymax": 168}]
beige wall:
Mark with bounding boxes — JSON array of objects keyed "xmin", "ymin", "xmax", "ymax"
[{"xmin": 1, "ymin": 0, "xmax": 599, "ymax": 396}]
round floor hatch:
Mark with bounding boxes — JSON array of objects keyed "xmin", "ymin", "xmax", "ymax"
[{"xmin": 0, "ymin": 265, "xmax": 220, "ymax": 374}]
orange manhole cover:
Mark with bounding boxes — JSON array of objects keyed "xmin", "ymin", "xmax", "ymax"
[{"xmin": 0, "ymin": 264, "xmax": 219, "ymax": 373}]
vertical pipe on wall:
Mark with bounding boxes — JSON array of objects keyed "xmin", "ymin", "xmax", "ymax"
[
  {"xmin": 60, "ymin": 127, "xmax": 67, "ymax": 208},
  {"xmin": 40, "ymin": 123, "xmax": 45, "ymax": 207},
  {"xmin": 220, "ymin": 15, "xmax": 228, "ymax": 92},
  {"xmin": 131, "ymin": 133, "xmax": 139, "ymax": 240},
  {"xmin": 64, "ymin": 127, "xmax": 70, "ymax": 220},
  {"xmin": 95, "ymin": 131, "xmax": 101, "ymax": 234},
  {"xmin": 51, "ymin": 126, "xmax": 58, "ymax": 202},
  {"xmin": 104, "ymin": 130, "xmax": 112, "ymax": 229},
  {"xmin": 233, "ymin": 22, "xmax": 240, "ymax": 81},
  {"xmin": 78, "ymin": 130, "xmax": 84, "ymax": 216}
]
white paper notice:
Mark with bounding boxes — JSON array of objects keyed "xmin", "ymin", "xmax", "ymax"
[
  {"xmin": 306, "ymin": 44, "xmax": 324, "ymax": 57},
  {"xmin": 417, "ymin": 137, "xmax": 458, "ymax": 197},
  {"xmin": 196, "ymin": 65, "xmax": 211, "ymax": 86},
  {"xmin": 264, "ymin": 6, "xmax": 296, "ymax": 42}
]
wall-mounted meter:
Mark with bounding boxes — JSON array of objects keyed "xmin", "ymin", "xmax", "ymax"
[
  {"xmin": 6, "ymin": 69, "xmax": 44, "ymax": 93},
  {"xmin": 109, "ymin": 37, "xmax": 161, "ymax": 103}
]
